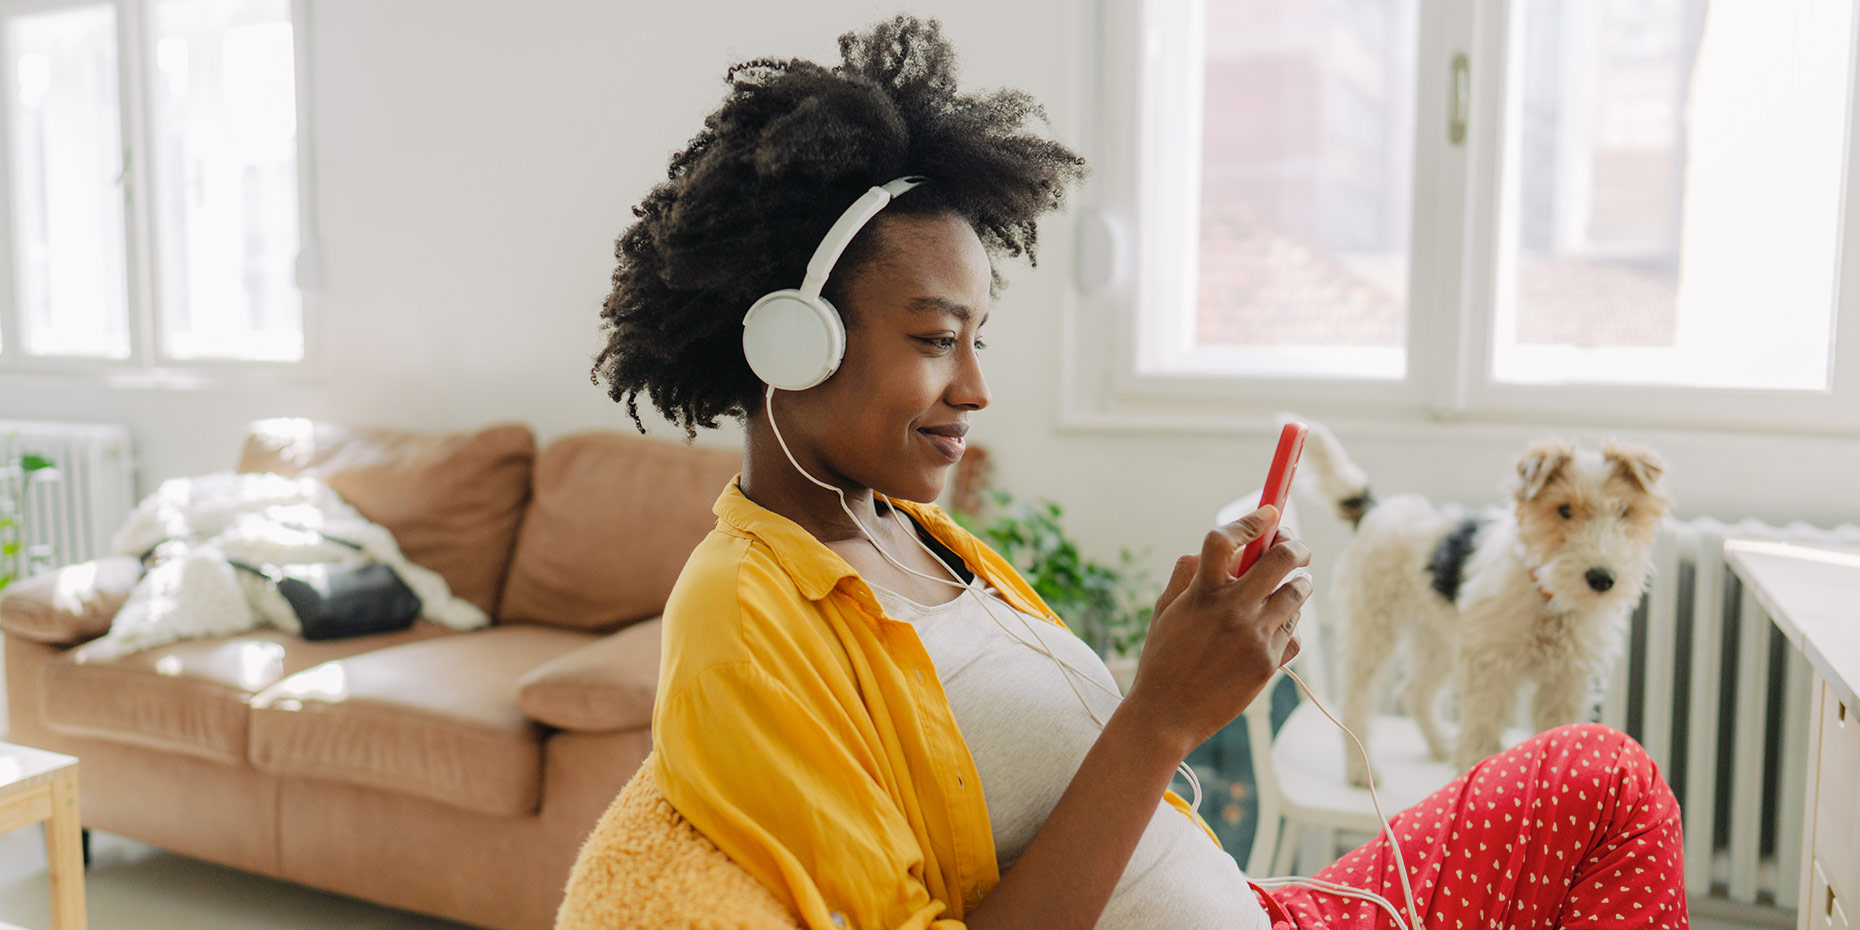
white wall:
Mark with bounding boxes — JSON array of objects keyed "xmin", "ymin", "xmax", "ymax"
[{"xmin": 3, "ymin": 0, "xmax": 1858, "ymax": 594}]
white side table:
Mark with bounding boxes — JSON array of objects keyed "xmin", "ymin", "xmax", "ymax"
[
  {"xmin": 0, "ymin": 743, "xmax": 84, "ymax": 930},
  {"xmin": 1725, "ymin": 540, "xmax": 1859, "ymax": 930}
]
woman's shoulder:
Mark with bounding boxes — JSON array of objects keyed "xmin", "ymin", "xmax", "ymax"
[
  {"xmin": 663, "ymin": 530, "xmax": 798, "ymax": 633},
  {"xmin": 659, "ymin": 526, "xmax": 851, "ymax": 679},
  {"xmin": 671, "ymin": 526, "xmax": 809, "ymax": 606}
]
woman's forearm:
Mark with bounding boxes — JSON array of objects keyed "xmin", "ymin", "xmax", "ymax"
[{"xmin": 961, "ymin": 699, "xmax": 1191, "ymax": 930}]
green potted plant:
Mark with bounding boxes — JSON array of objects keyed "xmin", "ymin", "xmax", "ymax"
[
  {"xmin": 955, "ymin": 489, "xmax": 1157, "ymax": 690},
  {"xmin": 0, "ymin": 432, "xmax": 58, "ymax": 592}
]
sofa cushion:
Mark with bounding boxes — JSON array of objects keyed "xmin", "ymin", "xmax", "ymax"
[
  {"xmin": 497, "ymin": 432, "xmax": 738, "ymax": 631},
  {"xmin": 40, "ymin": 621, "xmax": 460, "ymax": 764},
  {"xmin": 248, "ymin": 623, "xmax": 596, "ymax": 816},
  {"xmin": 515, "ymin": 617, "xmax": 661, "ymax": 732},
  {"xmin": 0, "ymin": 555, "xmax": 143, "ymax": 645},
  {"xmin": 236, "ymin": 418, "xmax": 535, "ymax": 618}
]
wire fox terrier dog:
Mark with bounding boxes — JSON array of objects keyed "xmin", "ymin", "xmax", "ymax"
[{"xmin": 1298, "ymin": 422, "xmax": 1673, "ymax": 784}]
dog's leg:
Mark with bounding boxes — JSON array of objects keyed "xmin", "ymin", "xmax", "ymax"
[
  {"xmin": 1402, "ymin": 637, "xmax": 1453, "ymax": 762},
  {"xmin": 1338, "ymin": 611, "xmax": 1397, "ymax": 788},
  {"xmin": 1452, "ymin": 642, "xmax": 1519, "ymax": 771},
  {"xmin": 1530, "ymin": 662, "xmax": 1596, "ymax": 735}
]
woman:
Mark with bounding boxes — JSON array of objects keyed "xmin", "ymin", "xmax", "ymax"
[{"xmin": 590, "ymin": 16, "xmax": 1686, "ymax": 930}]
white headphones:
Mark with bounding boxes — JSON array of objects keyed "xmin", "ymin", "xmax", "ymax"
[{"xmin": 741, "ymin": 176, "xmax": 929, "ymax": 391}]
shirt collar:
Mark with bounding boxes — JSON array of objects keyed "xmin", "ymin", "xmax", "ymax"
[
  {"xmin": 713, "ymin": 476, "xmax": 861, "ymax": 601},
  {"xmin": 711, "ymin": 476, "xmax": 1048, "ymax": 619}
]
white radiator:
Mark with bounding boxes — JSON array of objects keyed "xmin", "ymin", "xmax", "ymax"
[
  {"xmin": 0, "ymin": 420, "xmax": 135, "ymax": 577},
  {"xmin": 1604, "ymin": 516, "xmax": 1860, "ymax": 920}
]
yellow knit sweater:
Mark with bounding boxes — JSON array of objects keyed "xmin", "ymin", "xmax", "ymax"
[{"xmin": 555, "ymin": 752, "xmax": 803, "ymax": 929}]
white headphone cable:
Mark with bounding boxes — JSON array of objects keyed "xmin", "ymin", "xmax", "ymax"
[
  {"xmin": 881, "ymin": 500, "xmax": 1423, "ymax": 930},
  {"xmin": 866, "ymin": 450, "xmax": 1422, "ymax": 930},
  {"xmin": 762, "ymin": 386, "xmax": 1204, "ymax": 809},
  {"xmin": 1259, "ymin": 665, "xmax": 1426, "ymax": 930},
  {"xmin": 763, "ymin": 385, "xmax": 1419, "ymax": 930},
  {"xmin": 873, "ymin": 502, "xmax": 1206, "ymax": 813}
]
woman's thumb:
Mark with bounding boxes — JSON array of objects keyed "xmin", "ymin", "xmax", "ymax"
[
  {"xmin": 1233, "ymin": 504, "xmax": 1279, "ymax": 541},
  {"xmin": 1196, "ymin": 505, "xmax": 1277, "ymax": 585}
]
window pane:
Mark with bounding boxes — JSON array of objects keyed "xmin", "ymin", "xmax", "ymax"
[
  {"xmin": 5, "ymin": 4, "xmax": 130, "ymax": 359},
  {"xmin": 1194, "ymin": 0, "xmax": 1418, "ymax": 379},
  {"xmin": 152, "ymin": 0, "xmax": 301, "ymax": 362},
  {"xmin": 1497, "ymin": 0, "xmax": 1851, "ymax": 390}
]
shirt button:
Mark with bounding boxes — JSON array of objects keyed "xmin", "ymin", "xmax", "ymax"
[
  {"xmin": 915, "ymin": 668, "xmax": 925, "ymax": 683},
  {"xmin": 956, "ymin": 775, "xmax": 964, "ymax": 788},
  {"xmin": 830, "ymin": 912, "xmax": 847, "ymax": 928}
]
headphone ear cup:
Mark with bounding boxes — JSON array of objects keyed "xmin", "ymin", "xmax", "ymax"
[{"xmin": 741, "ymin": 290, "xmax": 846, "ymax": 391}]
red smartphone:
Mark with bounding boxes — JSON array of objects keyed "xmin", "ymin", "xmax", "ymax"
[{"xmin": 1233, "ymin": 422, "xmax": 1308, "ymax": 577}]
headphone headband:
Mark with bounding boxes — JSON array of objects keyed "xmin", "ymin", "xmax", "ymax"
[{"xmin": 798, "ymin": 176, "xmax": 928, "ymax": 298}]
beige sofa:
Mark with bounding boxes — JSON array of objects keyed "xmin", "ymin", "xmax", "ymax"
[{"xmin": 0, "ymin": 418, "xmax": 740, "ymax": 930}]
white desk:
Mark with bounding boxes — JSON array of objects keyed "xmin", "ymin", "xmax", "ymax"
[{"xmin": 1725, "ymin": 540, "xmax": 1859, "ymax": 930}]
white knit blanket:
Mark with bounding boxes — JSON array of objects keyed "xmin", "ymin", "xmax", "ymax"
[{"xmin": 93, "ymin": 470, "xmax": 489, "ymax": 659}]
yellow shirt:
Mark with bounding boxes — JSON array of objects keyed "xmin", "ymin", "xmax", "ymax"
[{"xmin": 652, "ymin": 477, "xmax": 1216, "ymax": 930}]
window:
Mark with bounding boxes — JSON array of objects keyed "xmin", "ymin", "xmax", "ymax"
[
  {"xmin": 1494, "ymin": 0, "xmax": 1847, "ymax": 392},
  {"xmin": 1072, "ymin": 0, "xmax": 1860, "ymax": 432},
  {"xmin": 5, "ymin": 4, "xmax": 130, "ymax": 360},
  {"xmin": 0, "ymin": 0, "xmax": 314, "ymax": 376},
  {"xmin": 1177, "ymin": 0, "xmax": 1418, "ymax": 382}
]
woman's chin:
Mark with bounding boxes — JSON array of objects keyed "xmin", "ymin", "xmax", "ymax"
[{"xmin": 876, "ymin": 470, "xmax": 950, "ymax": 506}]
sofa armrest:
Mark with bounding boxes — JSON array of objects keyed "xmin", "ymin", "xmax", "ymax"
[
  {"xmin": 516, "ymin": 617, "xmax": 661, "ymax": 732},
  {"xmin": 0, "ymin": 556, "xmax": 142, "ymax": 646}
]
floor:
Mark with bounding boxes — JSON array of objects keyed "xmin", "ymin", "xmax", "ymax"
[{"xmin": 0, "ymin": 827, "xmax": 475, "ymax": 930}]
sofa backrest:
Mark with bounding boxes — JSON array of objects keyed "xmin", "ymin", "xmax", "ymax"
[
  {"xmin": 236, "ymin": 418, "xmax": 536, "ymax": 619},
  {"xmin": 496, "ymin": 432, "xmax": 740, "ymax": 633}
]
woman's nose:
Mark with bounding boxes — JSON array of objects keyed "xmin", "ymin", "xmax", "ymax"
[{"xmin": 949, "ymin": 349, "xmax": 990, "ymax": 410}]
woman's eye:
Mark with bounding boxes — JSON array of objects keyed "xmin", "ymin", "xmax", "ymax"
[
  {"xmin": 1557, "ymin": 504, "xmax": 1573, "ymax": 520},
  {"xmin": 919, "ymin": 335, "xmax": 985, "ymax": 351}
]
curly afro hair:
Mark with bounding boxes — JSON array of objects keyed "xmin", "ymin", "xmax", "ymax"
[{"xmin": 589, "ymin": 15, "xmax": 1088, "ymax": 437}]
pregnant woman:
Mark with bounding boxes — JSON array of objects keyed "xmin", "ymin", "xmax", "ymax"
[{"xmin": 585, "ymin": 15, "xmax": 1687, "ymax": 930}]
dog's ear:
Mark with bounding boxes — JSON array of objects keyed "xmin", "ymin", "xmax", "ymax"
[
  {"xmin": 1515, "ymin": 442, "xmax": 1574, "ymax": 502},
  {"xmin": 1604, "ymin": 442, "xmax": 1670, "ymax": 497}
]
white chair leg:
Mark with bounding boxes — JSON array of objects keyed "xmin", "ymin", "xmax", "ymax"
[
  {"xmin": 1246, "ymin": 808, "xmax": 1281, "ymax": 878},
  {"xmin": 1292, "ymin": 826, "xmax": 1330, "ymax": 877},
  {"xmin": 1316, "ymin": 826, "xmax": 1338, "ymax": 869},
  {"xmin": 1270, "ymin": 820, "xmax": 1301, "ymax": 876}
]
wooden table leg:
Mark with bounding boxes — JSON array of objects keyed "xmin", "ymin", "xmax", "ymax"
[{"xmin": 43, "ymin": 772, "xmax": 85, "ymax": 930}]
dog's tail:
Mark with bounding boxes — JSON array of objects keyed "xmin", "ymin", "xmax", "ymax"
[{"xmin": 1280, "ymin": 414, "xmax": 1376, "ymax": 529}]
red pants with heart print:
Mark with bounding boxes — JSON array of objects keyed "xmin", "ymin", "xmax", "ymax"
[{"xmin": 1250, "ymin": 722, "xmax": 1688, "ymax": 929}]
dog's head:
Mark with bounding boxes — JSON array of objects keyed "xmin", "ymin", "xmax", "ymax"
[{"xmin": 1511, "ymin": 440, "xmax": 1673, "ymax": 612}]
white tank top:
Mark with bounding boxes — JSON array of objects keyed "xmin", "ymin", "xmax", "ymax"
[{"xmin": 868, "ymin": 577, "xmax": 1271, "ymax": 930}]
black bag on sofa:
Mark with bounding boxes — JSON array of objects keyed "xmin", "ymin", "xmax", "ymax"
[{"xmin": 226, "ymin": 531, "xmax": 422, "ymax": 641}]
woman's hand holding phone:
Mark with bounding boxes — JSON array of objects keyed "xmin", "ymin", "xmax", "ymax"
[{"xmin": 1120, "ymin": 505, "xmax": 1312, "ymax": 756}]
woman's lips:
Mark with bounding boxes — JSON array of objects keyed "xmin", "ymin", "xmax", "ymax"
[{"xmin": 918, "ymin": 429, "xmax": 966, "ymax": 463}]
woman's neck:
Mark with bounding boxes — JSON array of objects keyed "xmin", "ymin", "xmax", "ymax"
[
  {"xmin": 740, "ymin": 415, "xmax": 889, "ymax": 544},
  {"xmin": 740, "ymin": 415, "xmax": 969, "ymax": 602}
]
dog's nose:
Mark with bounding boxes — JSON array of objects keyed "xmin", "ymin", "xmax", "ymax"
[{"xmin": 1585, "ymin": 568, "xmax": 1616, "ymax": 592}]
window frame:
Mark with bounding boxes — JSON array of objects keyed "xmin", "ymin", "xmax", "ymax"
[
  {"xmin": 0, "ymin": 0, "xmax": 322, "ymax": 389},
  {"xmin": 1064, "ymin": 0, "xmax": 1860, "ymax": 435}
]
